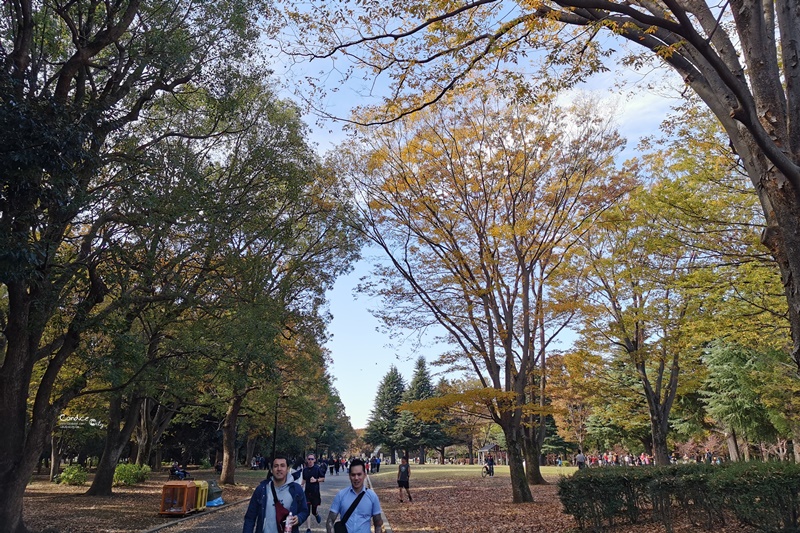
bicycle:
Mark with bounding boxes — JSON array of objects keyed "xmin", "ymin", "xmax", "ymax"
[{"xmin": 481, "ymin": 464, "xmax": 490, "ymax": 478}]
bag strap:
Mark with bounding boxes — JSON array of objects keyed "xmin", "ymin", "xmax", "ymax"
[
  {"xmin": 270, "ymin": 481, "xmax": 288, "ymax": 529},
  {"xmin": 340, "ymin": 490, "xmax": 366, "ymax": 524}
]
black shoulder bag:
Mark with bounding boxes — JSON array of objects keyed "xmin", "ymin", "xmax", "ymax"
[{"xmin": 333, "ymin": 491, "xmax": 366, "ymax": 533}]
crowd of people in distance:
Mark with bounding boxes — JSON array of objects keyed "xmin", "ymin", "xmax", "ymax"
[{"xmin": 568, "ymin": 447, "xmax": 725, "ymax": 468}]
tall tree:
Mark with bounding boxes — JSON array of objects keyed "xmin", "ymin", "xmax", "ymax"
[
  {"xmin": 365, "ymin": 366, "xmax": 407, "ymax": 460},
  {"xmin": 546, "ymin": 351, "xmax": 604, "ymax": 451},
  {"xmin": 342, "ymin": 90, "xmax": 628, "ymax": 502},
  {"xmin": 0, "ymin": 1, "xmax": 272, "ymax": 530},
  {"xmin": 403, "ymin": 378, "xmax": 497, "ymax": 465},
  {"xmin": 576, "ymin": 184, "xmax": 700, "ymax": 465},
  {"xmin": 281, "ymin": 0, "xmax": 800, "ymax": 373},
  {"xmin": 701, "ymin": 343, "xmax": 779, "ymax": 461},
  {"xmin": 393, "ymin": 357, "xmax": 446, "ymax": 463}
]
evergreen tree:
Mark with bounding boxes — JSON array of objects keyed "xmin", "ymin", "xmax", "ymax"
[
  {"xmin": 406, "ymin": 357, "xmax": 436, "ymax": 401},
  {"xmin": 365, "ymin": 366, "xmax": 406, "ymax": 462},
  {"xmin": 701, "ymin": 343, "xmax": 779, "ymax": 461},
  {"xmin": 393, "ymin": 357, "xmax": 448, "ymax": 463}
]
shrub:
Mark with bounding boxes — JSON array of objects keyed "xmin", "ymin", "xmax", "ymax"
[
  {"xmin": 58, "ymin": 465, "xmax": 88, "ymax": 486},
  {"xmin": 200, "ymin": 458, "xmax": 212, "ymax": 469},
  {"xmin": 113, "ymin": 463, "xmax": 151, "ymax": 486},
  {"xmin": 559, "ymin": 462, "xmax": 800, "ymax": 532},
  {"xmin": 710, "ymin": 461, "xmax": 800, "ymax": 532},
  {"xmin": 558, "ymin": 466, "xmax": 658, "ymax": 529}
]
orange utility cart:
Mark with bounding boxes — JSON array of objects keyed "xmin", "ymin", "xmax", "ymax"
[{"xmin": 159, "ymin": 480, "xmax": 198, "ymax": 516}]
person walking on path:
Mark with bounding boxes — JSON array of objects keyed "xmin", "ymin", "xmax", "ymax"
[
  {"xmin": 326, "ymin": 459, "xmax": 384, "ymax": 533},
  {"xmin": 397, "ymin": 456, "xmax": 412, "ymax": 503},
  {"xmin": 302, "ymin": 453, "xmax": 326, "ymax": 533},
  {"xmin": 243, "ymin": 454, "xmax": 309, "ymax": 533}
]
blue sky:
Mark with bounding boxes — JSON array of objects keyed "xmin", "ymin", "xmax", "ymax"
[{"xmin": 324, "ymin": 260, "xmax": 439, "ymax": 428}]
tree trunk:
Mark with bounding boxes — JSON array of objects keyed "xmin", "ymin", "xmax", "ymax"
[
  {"xmin": 245, "ymin": 434, "xmax": 257, "ymax": 467},
  {"xmin": 726, "ymin": 428, "xmax": 740, "ymax": 462},
  {"xmin": 467, "ymin": 440, "xmax": 474, "ymax": 465},
  {"xmin": 0, "ymin": 331, "xmax": 70, "ymax": 533},
  {"xmin": 135, "ymin": 397, "xmax": 180, "ymax": 467},
  {"xmin": 503, "ymin": 426, "xmax": 533, "ymax": 503},
  {"xmin": 50, "ymin": 434, "xmax": 61, "ymax": 482},
  {"xmin": 792, "ymin": 428, "xmax": 800, "ymax": 463},
  {"xmin": 649, "ymin": 413, "xmax": 671, "ymax": 466},
  {"xmin": 220, "ymin": 395, "xmax": 244, "ymax": 485},
  {"xmin": 135, "ymin": 399, "xmax": 153, "ymax": 466},
  {"xmin": 86, "ymin": 393, "xmax": 144, "ymax": 496},
  {"xmin": 754, "ymin": 174, "xmax": 800, "ymax": 365},
  {"xmin": 522, "ymin": 423, "xmax": 547, "ymax": 485},
  {"xmin": 152, "ymin": 448, "xmax": 163, "ymax": 471}
]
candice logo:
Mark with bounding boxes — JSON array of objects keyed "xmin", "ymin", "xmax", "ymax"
[{"xmin": 58, "ymin": 414, "xmax": 106, "ymax": 429}]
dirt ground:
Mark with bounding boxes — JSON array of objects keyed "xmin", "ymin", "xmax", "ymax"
[
  {"xmin": 22, "ymin": 466, "xmax": 758, "ymax": 533},
  {"xmin": 23, "ymin": 470, "xmax": 253, "ymax": 533}
]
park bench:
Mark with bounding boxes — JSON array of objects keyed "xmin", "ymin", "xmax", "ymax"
[{"xmin": 168, "ymin": 466, "xmax": 193, "ymax": 481}]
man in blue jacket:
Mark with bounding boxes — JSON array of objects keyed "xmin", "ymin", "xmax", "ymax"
[{"xmin": 243, "ymin": 454, "xmax": 309, "ymax": 533}]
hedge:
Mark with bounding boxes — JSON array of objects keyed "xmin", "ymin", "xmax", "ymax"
[{"xmin": 557, "ymin": 462, "xmax": 800, "ymax": 532}]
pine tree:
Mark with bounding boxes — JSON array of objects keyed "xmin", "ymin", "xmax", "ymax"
[
  {"xmin": 393, "ymin": 357, "xmax": 448, "ymax": 463},
  {"xmin": 365, "ymin": 366, "xmax": 406, "ymax": 462}
]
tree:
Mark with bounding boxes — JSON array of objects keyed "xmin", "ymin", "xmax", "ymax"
[
  {"xmin": 575, "ymin": 182, "xmax": 702, "ymax": 465},
  {"xmin": 701, "ymin": 343, "xmax": 780, "ymax": 461},
  {"xmin": 308, "ymin": 386, "xmax": 356, "ymax": 457},
  {"xmin": 365, "ymin": 366, "xmax": 407, "ymax": 460},
  {"xmin": 0, "ymin": 0, "xmax": 273, "ymax": 530},
  {"xmin": 342, "ymin": 89, "xmax": 628, "ymax": 502},
  {"xmin": 280, "ymin": 0, "xmax": 800, "ymax": 373},
  {"xmin": 393, "ymin": 357, "xmax": 446, "ymax": 463},
  {"xmin": 546, "ymin": 351, "xmax": 604, "ymax": 450},
  {"xmin": 403, "ymin": 378, "xmax": 497, "ymax": 464}
]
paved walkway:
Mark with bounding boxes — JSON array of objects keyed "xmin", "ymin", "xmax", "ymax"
[{"xmin": 147, "ymin": 470, "xmax": 392, "ymax": 533}]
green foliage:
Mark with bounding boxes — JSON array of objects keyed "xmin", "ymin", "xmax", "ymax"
[
  {"xmin": 559, "ymin": 462, "xmax": 800, "ymax": 532},
  {"xmin": 558, "ymin": 466, "xmax": 656, "ymax": 528},
  {"xmin": 365, "ymin": 366, "xmax": 407, "ymax": 450},
  {"xmin": 392, "ymin": 358, "xmax": 448, "ymax": 454},
  {"xmin": 113, "ymin": 463, "xmax": 151, "ymax": 486},
  {"xmin": 58, "ymin": 465, "xmax": 88, "ymax": 486},
  {"xmin": 711, "ymin": 462, "xmax": 800, "ymax": 532},
  {"xmin": 701, "ymin": 342, "xmax": 780, "ymax": 444}
]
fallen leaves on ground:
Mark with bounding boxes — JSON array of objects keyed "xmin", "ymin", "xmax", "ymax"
[
  {"xmin": 369, "ymin": 470, "xmax": 757, "ymax": 533},
  {"xmin": 23, "ymin": 467, "xmax": 760, "ymax": 533},
  {"xmin": 23, "ymin": 472, "xmax": 253, "ymax": 533}
]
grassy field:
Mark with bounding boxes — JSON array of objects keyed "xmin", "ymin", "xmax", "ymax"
[{"xmin": 368, "ymin": 462, "xmax": 578, "ymax": 482}]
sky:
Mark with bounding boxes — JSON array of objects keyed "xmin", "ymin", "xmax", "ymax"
[{"xmin": 268, "ymin": 34, "xmax": 681, "ymax": 430}]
